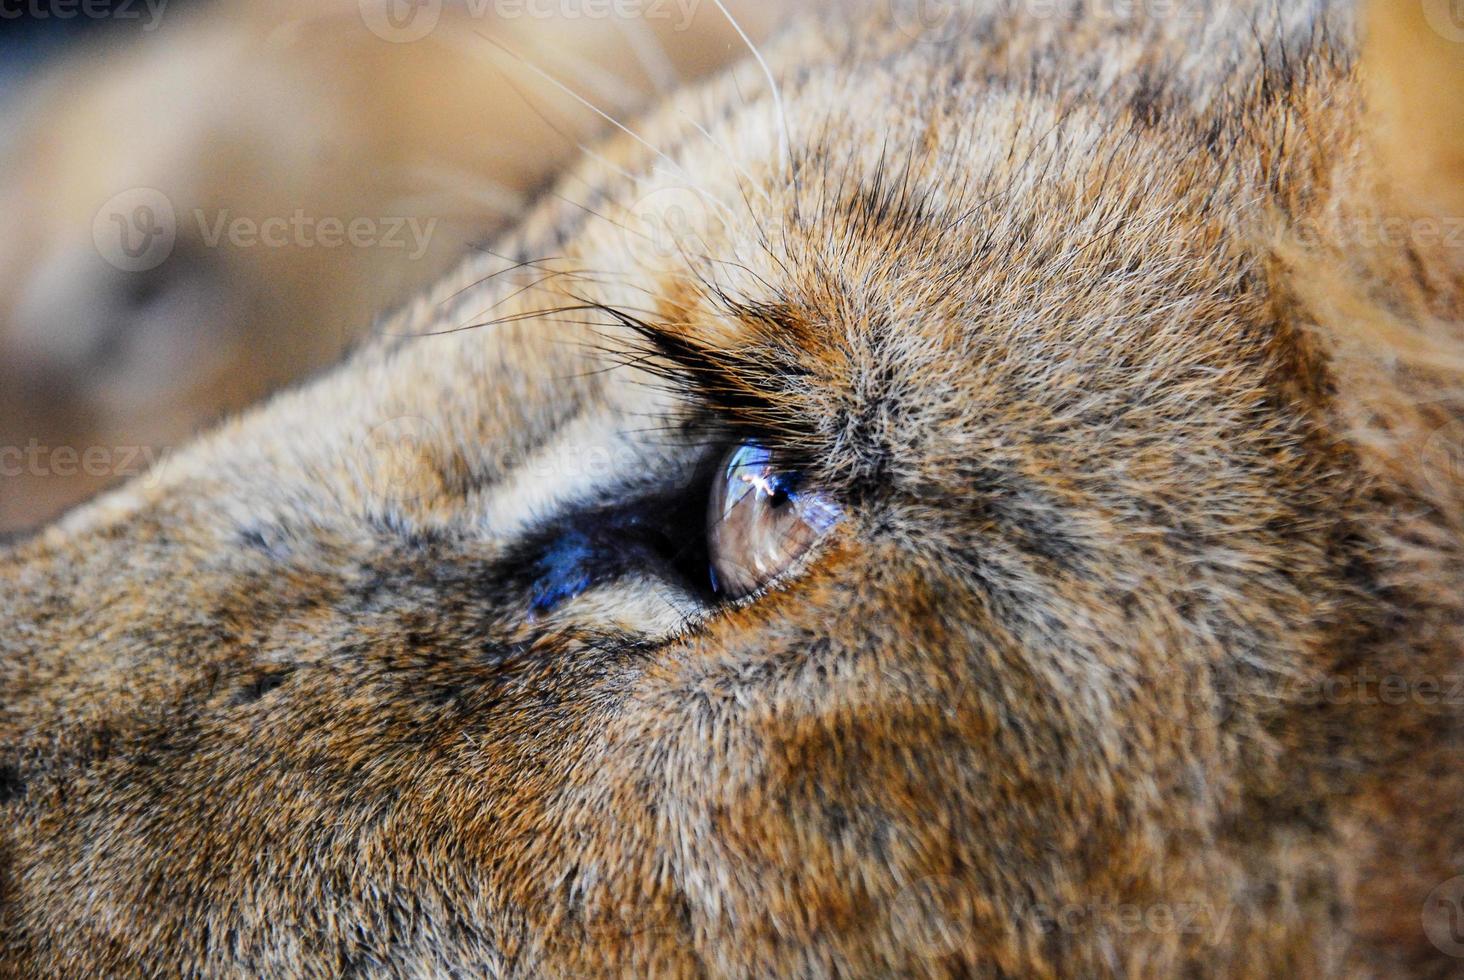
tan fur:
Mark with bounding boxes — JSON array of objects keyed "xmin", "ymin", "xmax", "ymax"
[
  {"xmin": 1, "ymin": 0, "xmax": 1462, "ymax": 976},
  {"xmin": 0, "ymin": 0, "xmax": 780, "ymax": 530}
]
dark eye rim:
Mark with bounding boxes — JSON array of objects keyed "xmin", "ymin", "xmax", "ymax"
[
  {"xmin": 509, "ymin": 437, "xmax": 841, "ymax": 618},
  {"xmin": 511, "ymin": 447, "xmax": 725, "ymax": 616}
]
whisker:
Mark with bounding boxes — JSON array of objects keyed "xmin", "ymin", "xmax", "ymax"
[
  {"xmin": 438, "ymin": 255, "xmax": 572, "ymax": 309},
  {"xmin": 458, "ymin": 268, "xmax": 606, "ymax": 327},
  {"xmin": 710, "ymin": 0, "xmax": 791, "ymax": 167},
  {"xmin": 447, "ymin": 26, "xmax": 642, "ymax": 110},
  {"xmin": 612, "ymin": 18, "xmax": 680, "ymax": 93},
  {"xmin": 492, "ymin": 68, "xmax": 659, "ymax": 200},
  {"xmin": 679, "ymin": 110, "xmax": 773, "ymax": 205},
  {"xmin": 474, "ymin": 30, "xmax": 688, "ymax": 181}
]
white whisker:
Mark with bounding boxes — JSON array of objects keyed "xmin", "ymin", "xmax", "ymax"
[
  {"xmin": 710, "ymin": 0, "xmax": 791, "ymax": 167},
  {"xmin": 443, "ymin": 28, "xmax": 641, "ymax": 111},
  {"xmin": 679, "ymin": 110, "xmax": 773, "ymax": 204},
  {"xmin": 474, "ymin": 30, "xmax": 688, "ymax": 180},
  {"xmin": 613, "ymin": 18, "xmax": 680, "ymax": 93}
]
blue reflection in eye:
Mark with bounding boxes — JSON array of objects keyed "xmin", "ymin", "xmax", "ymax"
[
  {"xmin": 718, "ymin": 443, "xmax": 778, "ymax": 516},
  {"xmin": 709, "ymin": 442, "xmax": 842, "ymax": 598},
  {"xmin": 717, "ymin": 443, "xmax": 839, "ymax": 533}
]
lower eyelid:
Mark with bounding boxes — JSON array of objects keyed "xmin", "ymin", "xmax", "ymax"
[
  {"xmin": 535, "ymin": 576, "xmax": 707, "ymax": 637},
  {"xmin": 528, "ymin": 534, "xmax": 598, "ymax": 616},
  {"xmin": 521, "ymin": 482, "xmax": 718, "ymax": 618}
]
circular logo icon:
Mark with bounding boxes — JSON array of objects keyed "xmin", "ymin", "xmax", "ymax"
[
  {"xmin": 1176, "ymin": 666, "xmax": 1242, "ymax": 737},
  {"xmin": 93, "ymin": 188, "xmax": 177, "ymax": 273},
  {"xmin": 1423, "ymin": 0, "xmax": 1464, "ymax": 43},
  {"xmin": 359, "ymin": 0, "xmax": 443, "ymax": 43},
  {"xmin": 889, "ymin": 876, "xmax": 971, "ymax": 960},
  {"xmin": 1423, "ymin": 876, "xmax": 1464, "ymax": 958},
  {"xmin": 353, "ymin": 416, "xmax": 443, "ymax": 505},
  {"xmin": 622, "ymin": 186, "xmax": 735, "ymax": 270},
  {"xmin": 1421, "ymin": 419, "xmax": 1464, "ymax": 498},
  {"xmin": 888, "ymin": 0, "xmax": 980, "ymax": 45}
]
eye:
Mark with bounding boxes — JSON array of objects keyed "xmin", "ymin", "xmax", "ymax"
[{"xmin": 708, "ymin": 443, "xmax": 842, "ymax": 599}]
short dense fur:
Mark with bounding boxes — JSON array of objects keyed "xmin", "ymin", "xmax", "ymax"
[{"xmin": 2, "ymin": 1, "xmax": 1462, "ymax": 976}]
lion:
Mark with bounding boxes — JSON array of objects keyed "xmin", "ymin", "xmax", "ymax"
[{"xmin": 2, "ymin": 0, "xmax": 1461, "ymax": 975}]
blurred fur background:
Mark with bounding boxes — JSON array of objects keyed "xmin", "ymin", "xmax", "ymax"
[{"xmin": 0, "ymin": 0, "xmax": 782, "ymax": 531}]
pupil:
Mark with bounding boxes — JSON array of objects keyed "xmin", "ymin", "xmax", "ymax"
[{"xmin": 767, "ymin": 472, "xmax": 798, "ymax": 507}]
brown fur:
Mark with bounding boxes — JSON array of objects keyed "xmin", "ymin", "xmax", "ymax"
[
  {"xmin": 0, "ymin": 0, "xmax": 780, "ymax": 530},
  {"xmin": 2, "ymin": 0, "xmax": 1461, "ymax": 975}
]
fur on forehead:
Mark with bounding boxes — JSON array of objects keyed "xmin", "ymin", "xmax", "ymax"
[{"xmin": 563, "ymin": 58, "xmax": 1316, "ymax": 507}]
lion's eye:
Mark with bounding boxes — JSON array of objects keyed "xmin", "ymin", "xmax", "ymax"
[{"xmin": 708, "ymin": 443, "xmax": 841, "ymax": 599}]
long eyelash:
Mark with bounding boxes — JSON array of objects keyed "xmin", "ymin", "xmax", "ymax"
[{"xmin": 589, "ymin": 301, "xmax": 820, "ymax": 461}]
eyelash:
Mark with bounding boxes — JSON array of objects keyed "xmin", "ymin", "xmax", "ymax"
[{"xmin": 597, "ymin": 303, "xmax": 818, "ymax": 462}]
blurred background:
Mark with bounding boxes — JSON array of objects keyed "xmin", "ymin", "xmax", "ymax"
[{"xmin": 0, "ymin": 0, "xmax": 782, "ymax": 532}]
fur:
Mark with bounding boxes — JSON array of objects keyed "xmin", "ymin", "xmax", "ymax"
[{"xmin": 2, "ymin": 0, "xmax": 1461, "ymax": 975}]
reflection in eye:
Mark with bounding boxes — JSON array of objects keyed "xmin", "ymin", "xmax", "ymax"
[{"xmin": 708, "ymin": 443, "xmax": 841, "ymax": 599}]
